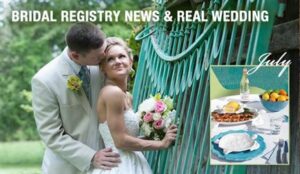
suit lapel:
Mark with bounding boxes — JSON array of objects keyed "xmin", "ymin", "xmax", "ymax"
[
  {"xmin": 58, "ymin": 52, "xmax": 75, "ymax": 77},
  {"xmin": 58, "ymin": 52, "xmax": 92, "ymax": 114}
]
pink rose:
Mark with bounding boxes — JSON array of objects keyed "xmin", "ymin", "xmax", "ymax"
[
  {"xmin": 153, "ymin": 119, "xmax": 165, "ymax": 130},
  {"xmin": 143, "ymin": 113, "xmax": 153, "ymax": 123},
  {"xmin": 155, "ymin": 101, "xmax": 166, "ymax": 113}
]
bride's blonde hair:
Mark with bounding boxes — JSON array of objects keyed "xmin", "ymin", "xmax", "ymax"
[{"xmin": 104, "ymin": 37, "xmax": 133, "ymax": 61}]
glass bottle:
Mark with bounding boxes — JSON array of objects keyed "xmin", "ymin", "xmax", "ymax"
[{"xmin": 240, "ymin": 68, "xmax": 250, "ymax": 101}]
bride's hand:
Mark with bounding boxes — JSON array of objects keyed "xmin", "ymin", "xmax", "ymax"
[{"xmin": 161, "ymin": 124, "xmax": 177, "ymax": 148}]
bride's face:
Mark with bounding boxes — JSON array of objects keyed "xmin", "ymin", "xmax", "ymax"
[{"xmin": 102, "ymin": 45, "xmax": 132, "ymax": 79}]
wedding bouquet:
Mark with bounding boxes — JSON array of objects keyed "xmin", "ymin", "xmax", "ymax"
[{"xmin": 138, "ymin": 93, "xmax": 176, "ymax": 140}]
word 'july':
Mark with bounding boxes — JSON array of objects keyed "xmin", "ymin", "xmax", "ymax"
[{"xmin": 248, "ymin": 52, "xmax": 291, "ymax": 77}]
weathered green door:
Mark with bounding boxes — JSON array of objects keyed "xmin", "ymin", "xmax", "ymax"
[{"xmin": 132, "ymin": 0, "xmax": 281, "ymax": 173}]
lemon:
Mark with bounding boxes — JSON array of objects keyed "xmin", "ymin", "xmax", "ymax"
[
  {"xmin": 262, "ymin": 93, "xmax": 270, "ymax": 101},
  {"xmin": 277, "ymin": 95, "xmax": 287, "ymax": 102},
  {"xmin": 270, "ymin": 92, "xmax": 279, "ymax": 99},
  {"xmin": 224, "ymin": 101, "xmax": 240, "ymax": 112},
  {"xmin": 223, "ymin": 106, "xmax": 234, "ymax": 113}
]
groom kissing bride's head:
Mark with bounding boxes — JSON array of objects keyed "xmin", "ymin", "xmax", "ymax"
[
  {"xmin": 32, "ymin": 22, "xmax": 176, "ymax": 174},
  {"xmin": 66, "ymin": 22, "xmax": 107, "ymax": 65}
]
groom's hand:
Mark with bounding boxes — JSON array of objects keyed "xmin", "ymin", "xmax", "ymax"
[{"xmin": 92, "ymin": 148, "xmax": 121, "ymax": 170}]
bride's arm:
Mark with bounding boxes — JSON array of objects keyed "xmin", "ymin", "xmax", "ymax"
[{"xmin": 102, "ymin": 86, "xmax": 176, "ymax": 151}]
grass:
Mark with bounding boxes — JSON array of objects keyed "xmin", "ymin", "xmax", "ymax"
[
  {"xmin": 0, "ymin": 166, "xmax": 41, "ymax": 174},
  {"xmin": 0, "ymin": 141, "xmax": 44, "ymax": 174}
]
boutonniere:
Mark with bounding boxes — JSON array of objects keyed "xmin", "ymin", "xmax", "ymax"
[{"xmin": 67, "ymin": 75, "xmax": 82, "ymax": 93}]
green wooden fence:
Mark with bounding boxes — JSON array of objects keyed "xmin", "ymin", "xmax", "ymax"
[{"xmin": 132, "ymin": 0, "xmax": 282, "ymax": 173}]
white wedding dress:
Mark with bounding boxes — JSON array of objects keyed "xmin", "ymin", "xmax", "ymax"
[{"xmin": 90, "ymin": 109, "xmax": 152, "ymax": 174}]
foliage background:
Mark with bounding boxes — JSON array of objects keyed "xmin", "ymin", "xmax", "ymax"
[{"xmin": 0, "ymin": 0, "xmax": 151, "ymax": 142}]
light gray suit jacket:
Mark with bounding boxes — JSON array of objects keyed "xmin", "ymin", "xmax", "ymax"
[{"xmin": 32, "ymin": 48, "xmax": 104, "ymax": 174}]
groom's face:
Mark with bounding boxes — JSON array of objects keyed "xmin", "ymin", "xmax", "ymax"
[{"xmin": 72, "ymin": 41, "xmax": 107, "ymax": 65}]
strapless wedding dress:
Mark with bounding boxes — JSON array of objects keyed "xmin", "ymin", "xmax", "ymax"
[{"xmin": 90, "ymin": 109, "xmax": 152, "ymax": 174}]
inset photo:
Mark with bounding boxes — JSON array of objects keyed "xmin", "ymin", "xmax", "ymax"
[{"xmin": 210, "ymin": 65, "xmax": 289, "ymax": 165}]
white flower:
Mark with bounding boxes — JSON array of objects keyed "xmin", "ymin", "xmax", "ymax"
[
  {"xmin": 153, "ymin": 113, "xmax": 162, "ymax": 121},
  {"xmin": 141, "ymin": 123, "xmax": 152, "ymax": 136},
  {"xmin": 165, "ymin": 110, "xmax": 176, "ymax": 128},
  {"xmin": 138, "ymin": 98, "xmax": 156, "ymax": 113}
]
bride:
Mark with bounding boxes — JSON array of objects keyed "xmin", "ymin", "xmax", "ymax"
[{"xmin": 90, "ymin": 37, "xmax": 177, "ymax": 174}]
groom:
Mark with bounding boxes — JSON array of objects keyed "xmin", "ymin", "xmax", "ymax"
[{"xmin": 32, "ymin": 22, "xmax": 120, "ymax": 174}]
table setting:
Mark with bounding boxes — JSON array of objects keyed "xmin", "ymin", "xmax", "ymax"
[{"xmin": 210, "ymin": 94, "xmax": 289, "ymax": 165}]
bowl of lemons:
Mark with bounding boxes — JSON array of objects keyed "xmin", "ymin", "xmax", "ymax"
[{"xmin": 260, "ymin": 89, "xmax": 288, "ymax": 112}]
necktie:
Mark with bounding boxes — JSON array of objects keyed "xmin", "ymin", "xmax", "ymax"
[{"xmin": 78, "ymin": 66, "xmax": 91, "ymax": 104}]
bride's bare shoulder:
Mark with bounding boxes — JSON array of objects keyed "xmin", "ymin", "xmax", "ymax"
[{"xmin": 100, "ymin": 85, "xmax": 125, "ymax": 100}]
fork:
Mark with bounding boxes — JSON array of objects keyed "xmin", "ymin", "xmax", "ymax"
[{"xmin": 262, "ymin": 142, "xmax": 277, "ymax": 164}]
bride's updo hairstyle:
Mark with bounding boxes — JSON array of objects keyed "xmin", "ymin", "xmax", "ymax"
[{"xmin": 104, "ymin": 37, "xmax": 133, "ymax": 61}]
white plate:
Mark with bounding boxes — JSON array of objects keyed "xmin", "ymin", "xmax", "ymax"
[
  {"xmin": 211, "ymin": 108, "xmax": 258, "ymax": 125},
  {"xmin": 214, "ymin": 133, "xmax": 260, "ymax": 154}
]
